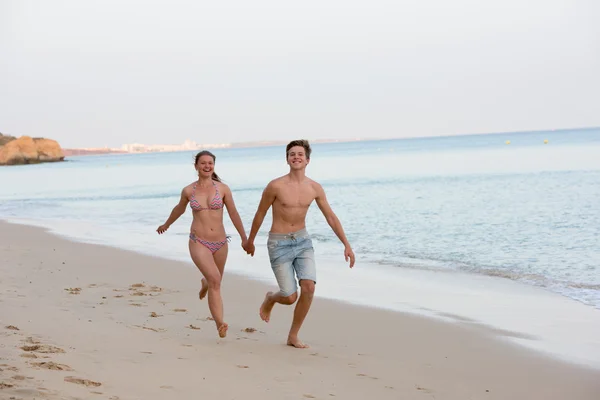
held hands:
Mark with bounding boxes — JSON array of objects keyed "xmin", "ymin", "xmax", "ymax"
[
  {"xmin": 344, "ymin": 245, "xmax": 356, "ymax": 268},
  {"xmin": 243, "ymin": 240, "xmax": 256, "ymax": 257},
  {"xmin": 156, "ymin": 224, "xmax": 169, "ymax": 234}
]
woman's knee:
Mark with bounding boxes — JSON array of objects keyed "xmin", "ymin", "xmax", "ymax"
[{"xmin": 205, "ymin": 273, "xmax": 222, "ymax": 290}]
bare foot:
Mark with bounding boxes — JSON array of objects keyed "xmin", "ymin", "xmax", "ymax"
[
  {"xmin": 217, "ymin": 323, "xmax": 228, "ymax": 338},
  {"xmin": 259, "ymin": 292, "xmax": 274, "ymax": 323},
  {"xmin": 287, "ymin": 336, "xmax": 309, "ymax": 349},
  {"xmin": 199, "ymin": 278, "xmax": 208, "ymax": 300}
]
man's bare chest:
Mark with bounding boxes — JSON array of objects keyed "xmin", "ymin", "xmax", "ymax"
[{"xmin": 276, "ymin": 188, "xmax": 315, "ymax": 208}]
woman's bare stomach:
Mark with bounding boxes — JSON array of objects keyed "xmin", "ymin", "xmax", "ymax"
[{"xmin": 190, "ymin": 215, "xmax": 226, "ymax": 240}]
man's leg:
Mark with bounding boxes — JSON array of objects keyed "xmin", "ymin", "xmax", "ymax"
[
  {"xmin": 287, "ymin": 240, "xmax": 317, "ymax": 348},
  {"xmin": 260, "ymin": 290, "xmax": 297, "ymax": 322},
  {"xmin": 260, "ymin": 243, "xmax": 298, "ymax": 322},
  {"xmin": 287, "ymin": 279, "xmax": 315, "ymax": 348}
]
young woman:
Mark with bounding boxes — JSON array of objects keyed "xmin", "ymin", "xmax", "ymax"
[{"xmin": 157, "ymin": 150, "xmax": 247, "ymax": 338}]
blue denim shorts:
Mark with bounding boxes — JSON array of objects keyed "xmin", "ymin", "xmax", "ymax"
[{"xmin": 267, "ymin": 228, "xmax": 316, "ymax": 297}]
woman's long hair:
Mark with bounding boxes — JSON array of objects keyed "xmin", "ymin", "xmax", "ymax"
[{"xmin": 194, "ymin": 150, "xmax": 221, "ymax": 182}]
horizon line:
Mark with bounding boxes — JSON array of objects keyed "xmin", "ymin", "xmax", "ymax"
[{"xmin": 61, "ymin": 125, "xmax": 600, "ymax": 150}]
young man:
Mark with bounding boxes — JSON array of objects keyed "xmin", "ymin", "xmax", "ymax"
[{"xmin": 243, "ymin": 139, "xmax": 355, "ymax": 348}]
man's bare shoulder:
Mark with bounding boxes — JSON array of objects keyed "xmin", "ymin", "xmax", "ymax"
[
  {"xmin": 308, "ymin": 178, "xmax": 324, "ymax": 192},
  {"xmin": 266, "ymin": 175, "xmax": 288, "ymax": 189}
]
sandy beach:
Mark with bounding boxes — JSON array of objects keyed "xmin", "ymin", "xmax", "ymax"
[{"xmin": 1, "ymin": 220, "xmax": 598, "ymax": 400}]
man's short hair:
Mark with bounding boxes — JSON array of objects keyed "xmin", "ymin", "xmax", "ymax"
[{"xmin": 286, "ymin": 139, "xmax": 312, "ymax": 159}]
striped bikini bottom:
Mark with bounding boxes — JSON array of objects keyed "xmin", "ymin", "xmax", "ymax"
[{"xmin": 189, "ymin": 233, "xmax": 231, "ymax": 254}]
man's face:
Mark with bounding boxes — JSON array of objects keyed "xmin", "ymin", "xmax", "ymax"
[{"xmin": 287, "ymin": 146, "xmax": 309, "ymax": 170}]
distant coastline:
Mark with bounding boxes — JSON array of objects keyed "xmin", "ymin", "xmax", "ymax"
[
  {"xmin": 61, "ymin": 126, "xmax": 599, "ymax": 157},
  {"xmin": 62, "ymin": 148, "xmax": 128, "ymax": 156},
  {"xmin": 62, "ymin": 137, "xmax": 366, "ymax": 156}
]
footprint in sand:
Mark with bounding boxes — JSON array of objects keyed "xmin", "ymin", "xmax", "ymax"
[
  {"xmin": 303, "ymin": 395, "xmax": 316, "ymax": 399},
  {"xmin": 133, "ymin": 325, "xmax": 165, "ymax": 333},
  {"xmin": 236, "ymin": 337, "xmax": 258, "ymax": 342},
  {"xmin": 0, "ymin": 365, "xmax": 19, "ymax": 372},
  {"xmin": 20, "ymin": 353, "xmax": 38, "ymax": 359},
  {"xmin": 149, "ymin": 312, "xmax": 161, "ymax": 318},
  {"xmin": 64, "ymin": 376, "xmax": 101, "ymax": 387},
  {"xmin": 356, "ymin": 373, "xmax": 378, "ymax": 380},
  {"xmin": 173, "ymin": 309, "xmax": 187, "ymax": 313},
  {"xmin": 415, "ymin": 385, "xmax": 433, "ymax": 393},
  {"xmin": 5, "ymin": 325, "xmax": 19, "ymax": 331},
  {"xmin": 236, "ymin": 365, "xmax": 249, "ymax": 369},
  {"xmin": 114, "ymin": 295, "xmax": 124, "ymax": 298},
  {"xmin": 20, "ymin": 344, "xmax": 65, "ymax": 354},
  {"xmin": 64, "ymin": 288, "xmax": 81, "ymax": 295},
  {"xmin": 242, "ymin": 327, "xmax": 256, "ymax": 333},
  {"xmin": 129, "ymin": 283, "xmax": 163, "ymax": 295},
  {"xmin": 0, "ymin": 382, "xmax": 14, "ymax": 389},
  {"xmin": 31, "ymin": 362, "xmax": 73, "ymax": 371},
  {"xmin": 188, "ymin": 325, "xmax": 201, "ymax": 330}
]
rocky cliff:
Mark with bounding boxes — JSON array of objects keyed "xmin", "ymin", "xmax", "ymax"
[
  {"xmin": 0, "ymin": 135, "xmax": 65, "ymax": 166},
  {"xmin": 0, "ymin": 133, "xmax": 16, "ymax": 146}
]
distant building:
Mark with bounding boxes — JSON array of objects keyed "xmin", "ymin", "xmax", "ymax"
[{"xmin": 119, "ymin": 140, "xmax": 230, "ymax": 153}]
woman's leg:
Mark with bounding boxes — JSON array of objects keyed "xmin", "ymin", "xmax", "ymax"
[
  {"xmin": 211, "ymin": 242, "xmax": 228, "ymax": 337},
  {"xmin": 200, "ymin": 241, "xmax": 228, "ymax": 300},
  {"xmin": 189, "ymin": 240, "xmax": 227, "ymax": 337},
  {"xmin": 212, "ymin": 242, "xmax": 228, "ymax": 278}
]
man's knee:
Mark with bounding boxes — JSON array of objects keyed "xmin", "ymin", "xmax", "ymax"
[
  {"xmin": 280, "ymin": 291, "xmax": 298, "ymax": 305},
  {"xmin": 299, "ymin": 279, "xmax": 315, "ymax": 295}
]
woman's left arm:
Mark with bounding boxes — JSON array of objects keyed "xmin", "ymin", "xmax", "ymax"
[{"xmin": 222, "ymin": 184, "xmax": 248, "ymax": 243}]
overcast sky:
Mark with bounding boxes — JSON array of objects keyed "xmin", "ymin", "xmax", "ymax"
[{"xmin": 1, "ymin": 0, "xmax": 599, "ymax": 148}]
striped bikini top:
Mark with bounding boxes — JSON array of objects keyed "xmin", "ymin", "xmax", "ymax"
[{"xmin": 189, "ymin": 180, "xmax": 223, "ymax": 211}]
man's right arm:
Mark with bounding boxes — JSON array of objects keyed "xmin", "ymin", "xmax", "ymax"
[{"xmin": 245, "ymin": 182, "xmax": 277, "ymax": 255}]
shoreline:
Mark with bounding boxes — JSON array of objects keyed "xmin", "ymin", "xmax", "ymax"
[
  {"xmin": 3, "ymin": 216, "xmax": 600, "ymax": 371},
  {"xmin": 1, "ymin": 220, "xmax": 599, "ymax": 399}
]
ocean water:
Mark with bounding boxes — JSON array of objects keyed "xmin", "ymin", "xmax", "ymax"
[{"xmin": 1, "ymin": 128, "xmax": 600, "ymax": 312}]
